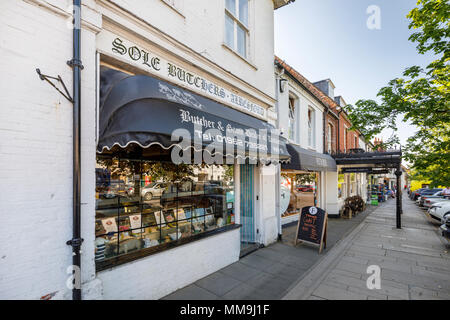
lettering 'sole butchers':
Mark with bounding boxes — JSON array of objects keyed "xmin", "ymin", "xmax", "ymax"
[{"xmin": 109, "ymin": 35, "xmax": 266, "ymax": 118}]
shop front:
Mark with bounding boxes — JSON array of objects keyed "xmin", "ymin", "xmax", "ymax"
[
  {"xmin": 94, "ymin": 60, "xmax": 289, "ymax": 298},
  {"xmin": 279, "ymin": 144, "xmax": 337, "ymax": 226}
]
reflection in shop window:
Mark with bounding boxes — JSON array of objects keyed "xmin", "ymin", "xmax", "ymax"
[
  {"xmin": 280, "ymin": 173, "xmax": 317, "ymax": 219},
  {"xmin": 338, "ymin": 174, "xmax": 345, "ymax": 199},
  {"xmin": 95, "ymin": 157, "xmax": 235, "ymax": 266}
]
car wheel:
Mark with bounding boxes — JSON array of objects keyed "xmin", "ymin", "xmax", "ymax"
[{"xmin": 144, "ymin": 192, "xmax": 153, "ymax": 201}]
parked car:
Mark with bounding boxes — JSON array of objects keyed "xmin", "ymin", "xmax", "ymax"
[
  {"xmin": 440, "ymin": 213, "xmax": 450, "ymax": 240},
  {"xmin": 418, "ymin": 189, "xmax": 444, "ymax": 206},
  {"xmin": 141, "ymin": 182, "xmax": 167, "ymax": 201},
  {"xmin": 419, "ymin": 190, "xmax": 443, "ymax": 207},
  {"xmin": 423, "ymin": 195, "xmax": 450, "ymax": 209},
  {"xmin": 297, "ymin": 185, "xmax": 314, "ymax": 192},
  {"xmin": 412, "ymin": 188, "xmax": 441, "ymax": 201},
  {"xmin": 428, "ymin": 202, "xmax": 450, "ymax": 222},
  {"xmin": 410, "ymin": 188, "xmax": 427, "ymax": 200}
]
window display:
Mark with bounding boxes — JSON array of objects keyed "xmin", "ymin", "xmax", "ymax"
[
  {"xmin": 280, "ymin": 172, "xmax": 317, "ymax": 218},
  {"xmin": 95, "ymin": 156, "xmax": 235, "ymax": 268}
]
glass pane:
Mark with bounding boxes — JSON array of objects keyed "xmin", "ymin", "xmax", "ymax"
[
  {"xmin": 226, "ymin": 0, "xmax": 236, "ymax": 15},
  {"xmin": 95, "ymin": 156, "xmax": 235, "ymax": 264},
  {"xmin": 239, "ymin": 0, "xmax": 248, "ymax": 26},
  {"xmin": 237, "ymin": 24, "xmax": 246, "ymax": 57},
  {"xmin": 118, "ymin": 159, "xmax": 141, "ymax": 206},
  {"xmin": 225, "ymin": 14, "xmax": 234, "ymax": 49},
  {"xmin": 96, "ymin": 158, "xmax": 119, "ymax": 209}
]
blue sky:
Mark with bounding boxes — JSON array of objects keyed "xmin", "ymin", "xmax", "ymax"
[{"xmin": 274, "ymin": 0, "xmax": 435, "ymax": 146}]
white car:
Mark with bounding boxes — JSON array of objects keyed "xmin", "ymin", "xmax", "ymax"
[
  {"xmin": 423, "ymin": 197, "xmax": 450, "ymax": 208},
  {"xmin": 140, "ymin": 182, "xmax": 167, "ymax": 201},
  {"xmin": 428, "ymin": 202, "xmax": 450, "ymax": 222}
]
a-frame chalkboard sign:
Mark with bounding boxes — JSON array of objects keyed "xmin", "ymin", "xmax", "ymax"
[{"xmin": 294, "ymin": 206, "xmax": 328, "ymax": 253}]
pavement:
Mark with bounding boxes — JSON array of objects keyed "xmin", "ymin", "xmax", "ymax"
[
  {"xmin": 162, "ymin": 200, "xmax": 382, "ymax": 300},
  {"xmin": 283, "ymin": 193, "xmax": 450, "ymax": 300}
]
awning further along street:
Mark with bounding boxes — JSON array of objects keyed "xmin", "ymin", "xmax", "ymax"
[
  {"xmin": 282, "ymin": 144, "xmax": 337, "ymax": 172},
  {"xmin": 97, "ymin": 66, "xmax": 290, "ymax": 163}
]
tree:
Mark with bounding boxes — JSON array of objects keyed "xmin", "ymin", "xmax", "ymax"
[{"xmin": 346, "ymin": 0, "xmax": 450, "ymax": 187}]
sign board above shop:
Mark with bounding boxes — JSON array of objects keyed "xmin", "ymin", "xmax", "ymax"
[
  {"xmin": 341, "ymin": 167, "xmax": 390, "ymax": 174},
  {"xmin": 97, "ymin": 30, "xmax": 266, "ymax": 119}
]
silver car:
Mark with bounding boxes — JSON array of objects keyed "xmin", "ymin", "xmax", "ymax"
[{"xmin": 140, "ymin": 182, "xmax": 167, "ymax": 201}]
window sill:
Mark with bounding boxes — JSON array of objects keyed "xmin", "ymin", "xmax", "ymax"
[
  {"xmin": 222, "ymin": 43, "xmax": 258, "ymax": 70},
  {"xmin": 95, "ymin": 223, "xmax": 241, "ymax": 272}
]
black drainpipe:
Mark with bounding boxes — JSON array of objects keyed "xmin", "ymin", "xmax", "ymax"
[{"xmin": 66, "ymin": 0, "xmax": 84, "ymax": 301}]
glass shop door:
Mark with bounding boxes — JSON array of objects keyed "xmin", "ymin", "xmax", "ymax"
[{"xmin": 239, "ymin": 164, "xmax": 257, "ymax": 255}]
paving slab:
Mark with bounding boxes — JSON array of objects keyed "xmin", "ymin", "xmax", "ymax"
[
  {"xmin": 161, "ymin": 199, "xmax": 390, "ymax": 300},
  {"xmin": 283, "ymin": 193, "xmax": 450, "ymax": 300},
  {"xmin": 162, "ymin": 284, "xmax": 220, "ymax": 300}
]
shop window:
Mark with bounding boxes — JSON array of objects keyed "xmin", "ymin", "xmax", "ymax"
[
  {"xmin": 338, "ymin": 174, "xmax": 345, "ymax": 199},
  {"xmin": 280, "ymin": 173, "xmax": 316, "ymax": 219},
  {"xmin": 308, "ymin": 107, "xmax": 315, "ymax": 148},
  {"xmin": 288, "ymin": 96, "xmax": 296, "ymax": 142},
  {"xmin": 225, "ymin": 0, "xmax": 249, "ymax": 58},
  {"xmin": 350, "ymin": 173, "xmax": 356, "ymax": 195},
  {"xmin": 95, "ymin": 156, "xmax": 235, "ymax": 269}
]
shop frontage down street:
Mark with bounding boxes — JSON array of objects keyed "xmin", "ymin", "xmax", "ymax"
[
  {"xmin": 163, "ymin": 194, "xmax": 450, "ymax": 300},
  {"xmin": 162, "ymin": 200, "xmax": 380, "ymax": 300},
  {"xmin": 284, "ymin": 194, "xmax": 450, "ymax": 300},
  {"xmin": 1, "ymin": 0, "xmax": 447, "ymax": 302}
]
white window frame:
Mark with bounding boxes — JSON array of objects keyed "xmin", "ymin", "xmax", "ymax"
[
  {"xmin": 224, "ymin": 0, "xmax": 249, "ymax": 59},
  {"xmin": 327, "ymin": 123, "xmax": 333, "ymax": 154},
  {"xmin": 343, "ymin": 125, "xmax": 348, "ymax": 153},
  {"xmin": 308, "ymin": 107, "xmax": 315, "ymax": 148},
  {"xmin": 288, "ymin": 95, "xmax": 297, "ymax": 142}
]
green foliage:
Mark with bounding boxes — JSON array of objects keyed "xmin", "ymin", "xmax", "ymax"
[{"xmin": 346, "ymin": 0, "xmax": 450, "ymax": 187}]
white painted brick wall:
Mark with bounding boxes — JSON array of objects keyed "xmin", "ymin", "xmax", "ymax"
[
  {"xmin": 0, "ymin": 0, "xmax": 99, "ymax": 299},
  {"xmin": 109, "ymin": 0, "xmax": 276, "ymax": 100},
  {"xmin": 98, "ymin": 229, "xmax": 240, "ymax": 300},
  {"xmin": 0, "ymin": 0, "xmax": 278, "ymax": 300}
]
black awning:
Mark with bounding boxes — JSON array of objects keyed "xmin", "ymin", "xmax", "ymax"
[
  {"xmin": 281, "ymin": 144, "xmax": 337, "ymax": 172},
  {"xmin": 332, "ymin": 151, "xmax": 402, "ymax": 167},
  {"xmin": 97, "ymin": 67, "xmax": 290, "ymax": 163}
]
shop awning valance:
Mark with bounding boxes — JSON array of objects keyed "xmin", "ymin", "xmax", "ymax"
[
  {"xmin": 281, "ymin": 144, "xmax": 337, "ymax": 172},
  {"xmin": 98, "ymin": 67, "xmax": 290, "ymax": 163}
]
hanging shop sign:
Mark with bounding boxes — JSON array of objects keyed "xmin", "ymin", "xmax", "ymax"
[
  {"xmin": 294, "ymin": 206, "xmax": 327, "ymax": 253},
  {"xmin": 97, "ymin": 31, "xmax": 266, "ymax": 119}
]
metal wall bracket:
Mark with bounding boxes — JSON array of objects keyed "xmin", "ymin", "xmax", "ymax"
[
  {"xmin": 66, "ymin": 237, "xmax": 84, "ymax": 249},
  {"xmin": 67, "ymin": 59, "xmax": 84, "ymax": 70},
  {"xmin": 36, "ymin": 68, "xmax": 73, "ymax": 103}
]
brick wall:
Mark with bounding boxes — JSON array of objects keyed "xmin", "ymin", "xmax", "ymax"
[{"xmin": 338, "ymin": 113, "xmax": 359, "ymax": 152}]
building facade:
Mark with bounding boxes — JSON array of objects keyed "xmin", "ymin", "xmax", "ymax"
[
  {"xmin": 0, "ymin": 0, "xmax": 293, "ymax": 300},
  {"xmin": 274, "ymin": 57, "xmax": 338, "ymax": 224}
]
